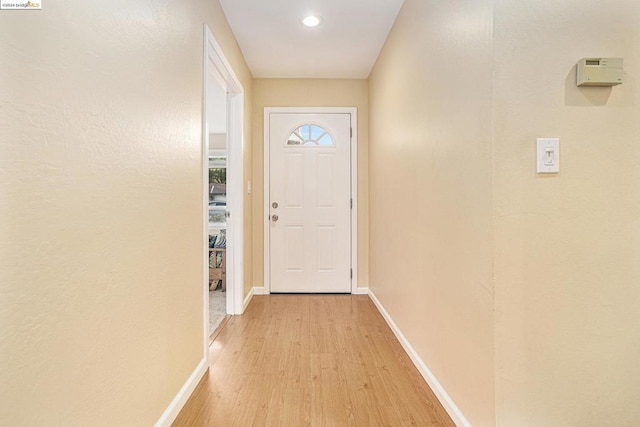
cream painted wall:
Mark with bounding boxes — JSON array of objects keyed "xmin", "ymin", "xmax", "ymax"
[
  {"xmin": 251, "ymin": 79, "xmax": 369, "ymax": 289},
  {"xmin": 368, "ymin": 0, "xmax": 495, "ymax": 425},
  {"xmin": 0, "ymin": 0, "xmax": 252, "ymax": 425},
  {"xmin": 493, "ymin": 1, "xmax": 640, "ymax": 425},
  {"xmin": 370, "ymin": 0, "xmax": 640, "ymax": 425}
]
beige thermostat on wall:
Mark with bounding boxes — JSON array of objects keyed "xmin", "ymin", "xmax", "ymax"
[{"xmin": 577, "ymin": 57, "xmax": 623, "ymax": 86}]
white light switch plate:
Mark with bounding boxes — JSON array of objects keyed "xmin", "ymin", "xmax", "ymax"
[{"xmin": 537, "ymin": 138, "xmax": 560, "ymax": 173}]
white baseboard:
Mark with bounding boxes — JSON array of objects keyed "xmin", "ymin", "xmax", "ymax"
[
  {"xmin": 368, "ymin": 290, "xmax": 470, "ymax": 427},
  {"xmin": 352, "ymin": 287, "xmax": 369, "ymax": 295},
  {"xmin": 242, "ymin": 287, "xmax": 254, "ymax": 312},
  {"xmin": 252, "ymin": 286, "xmax": 269, "ymax": 295},
  {"xmin": 154, "ymin": 357, "xmax": 208, "ymax": 427}
]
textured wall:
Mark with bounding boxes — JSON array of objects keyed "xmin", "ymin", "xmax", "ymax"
[
  {"xmin": 251, "ymin": 79, "xmax": 369, "ymax": 289},
  {"xmin": 492, "ymin": 0, "xmax": 640, "ymax": 425},
  {"xmin": 368, "ymin": 0, "xmax": 496, "ymax": 425},
  {"xmin": 0, "ymin": 0, "xmax": 252, "ymax": 424}
]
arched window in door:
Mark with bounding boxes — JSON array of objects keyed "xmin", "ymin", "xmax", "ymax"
[{"xmin": 286, "ymin": 124, "xmax": 334, "ymax": 146}]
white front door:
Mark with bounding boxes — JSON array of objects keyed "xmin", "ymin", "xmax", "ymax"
[{"xmin": 268, "ymin": 112, "xmax": 352, "ymax": 293}]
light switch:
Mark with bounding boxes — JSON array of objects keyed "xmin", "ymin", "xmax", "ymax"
[
  {"xmin": 537, "ymin": 138, "xmax": 560, "ymax": 173},
  {"xmin": 544, "ymin": 147, "xmax": 554, "ymax": 165}
]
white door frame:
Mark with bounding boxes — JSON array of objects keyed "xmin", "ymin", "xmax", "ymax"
[
  {"xmin": 263, "ymin": 107, "xmax": 358, "ymax": 294},
  {"xmin": 202, "ymin": 25, "xmax": 245, "ymax": 357}
]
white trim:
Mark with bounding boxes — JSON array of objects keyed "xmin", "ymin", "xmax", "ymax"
[
  {"xmin": 252, "ymin": 286, "xmax": 269, "ymax": 295},
  {"xmin": 349, "ymin": 111, "xmax": 358, "ymax": 294},
  {"xmin": 263, "ymin": 107, "xmax": 358, "ymax": 294},
  {"xmin": 226, "ymin": 91, "xmax": 245, "ymax": 316},
  {"xmin": 204, "ymin": 26, "xmax": 242, "ymax": 94},
  {"xmin": 353, "ymin": 287, "xmax": 369, "ymax": 295},
  {"xmin": 368, "ymin": 290, "xmax": 471, "ymax": 427},
  {"xmin": 154, "ymin": 358, "xmax": 208, "ymax": 427},
  {"xmin": 201, "ymin": 25, "xmax": 211, "ymax": 367},
  {"xmin": 262, "ymin": 112, "xmax": 271, "ymax": 295}
]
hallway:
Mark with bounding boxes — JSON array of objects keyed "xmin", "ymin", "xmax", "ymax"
[{"xmin": 173, "ymin": 295, "xmax": 453, "ymax": 426}]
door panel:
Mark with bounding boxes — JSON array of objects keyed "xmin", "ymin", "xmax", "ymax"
[
  {"xmin": 317, "ymin": 154, "xmax": 334, "ymax": 207},
  {"xmin": 269, "ymin": 113, "xmax": 351, "ymax": 293},
  {"xmin": 284, "ymin": 226, "xmax": 304, "ymax": 271},
  {"xmin": 285, "ymin": 153, "xmax": 304, "ymax": 207},
  {"xmin": 317, "ymin": 226, "xmax": 336, "ymax": 271}
]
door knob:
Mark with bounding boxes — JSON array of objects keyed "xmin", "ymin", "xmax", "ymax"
[{"xmin": 271, "ymin": 214, "xmax": 279, "ymax": 222}]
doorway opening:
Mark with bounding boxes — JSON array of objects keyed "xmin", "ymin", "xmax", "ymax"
[
  {"xmin": 202, "ymin": 25, "xmax": 245, "ymax": 353},
  {"xmin": 207, "ymin": 154, "xmax": 227, "ymax": 338}
]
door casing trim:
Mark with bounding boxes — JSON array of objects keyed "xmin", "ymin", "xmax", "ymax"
[
  {"xmin": 263, "ymin": 107, "xmax": 358, "ymax": 294},
  {"xmin": 203, "ymin": 25, "xmax": 245, "ymax": 331}
]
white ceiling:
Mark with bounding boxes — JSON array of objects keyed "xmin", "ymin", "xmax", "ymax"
[{"xmin": 219, "ymin": 0, "xmax": 405, "ymax": 79}]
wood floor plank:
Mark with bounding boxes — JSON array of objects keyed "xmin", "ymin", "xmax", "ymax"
[{"xmin": 173, "ymin": 295, "xmax": 454, "ymax": 426}]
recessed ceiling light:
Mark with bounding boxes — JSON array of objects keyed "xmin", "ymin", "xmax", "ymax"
[{"xmin": 301, "ymin": 15, "xmax": 322, "ymax": 28}]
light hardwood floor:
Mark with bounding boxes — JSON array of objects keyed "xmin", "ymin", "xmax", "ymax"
[{"xmin": 173, "ymin": 295, "xmax": 454, "ymax": 426}]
